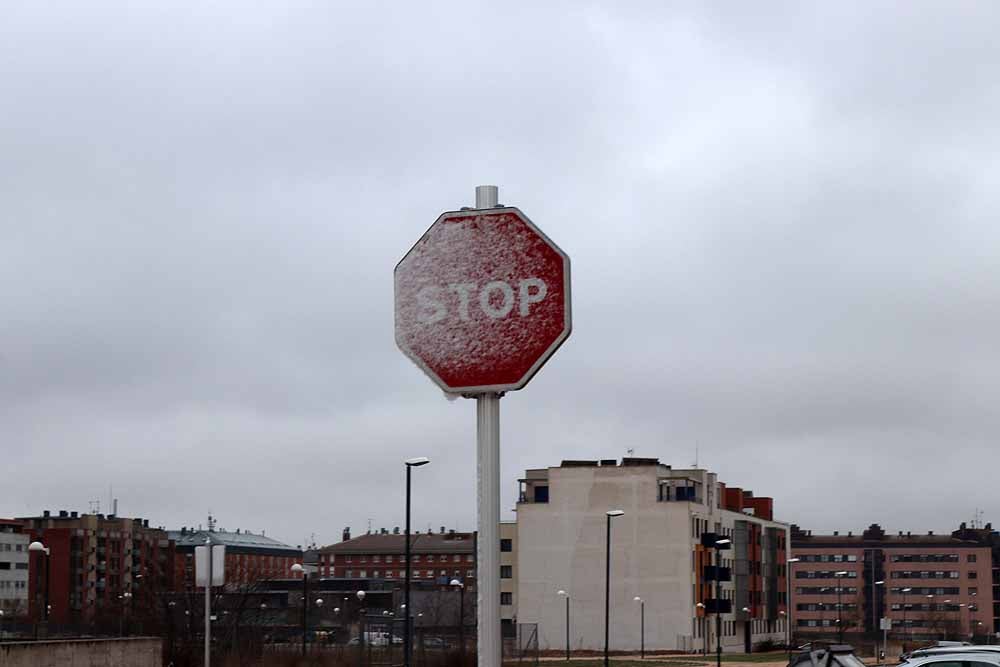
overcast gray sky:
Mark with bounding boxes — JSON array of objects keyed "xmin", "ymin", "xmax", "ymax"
[{"xmin": 3, "ymin": 2, "xmax": 999, "ymax": 549}]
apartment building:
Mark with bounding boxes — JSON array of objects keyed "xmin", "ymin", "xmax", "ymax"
[
  {"xmin": 0, "ymin": 520, "xmax": 29, "ymax": 617},
  {"xmin": 516, "ymin": 458, "xmax": 790, "ymax": 653},
  {"xmin": 318, "ymin": 526, "xmax": 476, "ymax": 586},
  {"xmin": 791, "ymin": 523, "xmax": 993, "ymax": 644},
  {"xmin": 18, "ymin": 510, "xmax": 175, "ymax": 626},
  {"xmin": 168, "ymin": 525, "xmax": 301, "ymax": 588}
]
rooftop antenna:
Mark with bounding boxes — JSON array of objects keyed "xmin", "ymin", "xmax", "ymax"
[
  {"xmin": 367, "ymin": 518, "xmax": 373, "ymax": 534},
  {"xmin": 694, "ymin": 441, "xmax": 699, "ymax": 468},
  {"xmin": 626, "ymin": 448, "xmax": 635, "ymax": 457},
  {"xmin": 207, "ymin": 512, "xmax": 216, "ymax": 532},
  {"xmin": 89, "ymin": 500, "xmax": 100, "ymax": 514}
]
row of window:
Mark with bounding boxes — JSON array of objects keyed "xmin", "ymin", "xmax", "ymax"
[
  {"xmin": 890, "ymin": 603, "xmax": 977, "ymax": 612},
  {"xmin": 797, "ymin": 603, "xmax": 858, "ymax": 611},
  {"xmin": 796, "ymin": 554, "xmax": 859, "ymax": 563},
  {"xmin": 0, "ymin": 544, "xmax": 24, "ymax": 552},
  {"xmin": 889, "ymin": 587, "xmax": 963, "ymax": 595},
  {"xmin": 796, "ymin": 571, "xmax": 859, "ymax": 579},
  {"xmin": 890, "ymin": 571, "xmax": 964, "ymax": 579},
  {"xmin": 0, "ymin": 562, "xmax": 28, "ymax": 570},
  {"xmin": 890, "ymin": 554, "xmax": 970, "ymax": 563},
  {"xmin": 796, "ymin": 587, "xmax": 859, "ymax": 595},
  {"xmin": 340, "ymin": 554, "xmax": 475, "ymax": 564},
  {"xmin": 0, "ymin": 580, "xmax": 26, "ymax": 589},
  {"xmin": 344, "ymin": 569, "xmax": 476, "ymax": 579}
]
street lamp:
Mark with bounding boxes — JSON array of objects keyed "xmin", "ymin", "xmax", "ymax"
[
  {"xmin": 697, "ymin": 603, "xmax": 707, "ymax": 655},
  {"xmin": 634, "ymin": 597, "xmax": 645, "ymax": 660},
  {"xmin": 28, "ymin": 541, "xmax": 50, "ymax": 638},
  {"xmin": 450, "ymin": 578, "xmax": 465, "ymax": 664},
  {"xmin": 291, "ymin": 562, "xmax": 310, "ymax": 656},
  {"xmin": 714, "ymin": 538, "xmax": 731, "ymax": 667},
  {"xmin": 901, "ymin": 587, "xmax": 912, "ymax": 650},
  {"xmin": 404, "ymin": 456, "xmax": 430, "ymax": 667},
  {"xmin": 557, "ymin": 590, "xmax": 570, "ymax": 661},
  {"xmin": 834, "ymin": 571, "xmax": 848, "ymax": 643},
  {"xmin": 604, "ymin": 510, "xmax": 625, "ymax": 667},
  {"xmin": 874, "ymin": 580, "xmax": 885, "ymax": 660},
  {"xmin": 786, "ymin": 557, "xmax": 800, "ymax": 656},
  {"xmin": 357, "ymin": 590, "xmax": 367, "ymax": 667},
  {"xmin": 119, "ymin": 592, "xmax": 132, "ymax": 637}
]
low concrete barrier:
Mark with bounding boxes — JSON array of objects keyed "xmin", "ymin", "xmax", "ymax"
[{"xmin": 0, "ymin": 637, "xmax": 162, "ymax": 666}]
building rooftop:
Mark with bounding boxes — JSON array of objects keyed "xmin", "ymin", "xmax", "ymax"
[
  {"xmin": 792, "ymin": 523, "xmax": 991, "ymax": 548},
  {"xmin": 168, "ymin": 528, "xmax": 301, "ymax": 554},
  {"xmin": 320, "ymin": 531, "xmax": 475, "ymax": 555}
]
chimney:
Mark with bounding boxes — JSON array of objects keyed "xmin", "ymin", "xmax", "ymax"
[
  {"xmin": 43, "ymin": 510, "xmax": 50, "ymax": 518},
  {"xmin": 70, "ymin": 511, "xmax": 78, "ymax": 519},
  {"xmin": 833, "ymin": 531, "xmax": 839, "ymax": 536},
  {"xmin": 393, "ymin": 527, "xmax": 400, "ymax": 535},
  {"xmin": 59, "ymin": 510, "xmax": 68, "ymax": 518},
  {"xmin": 928, "ymin": 531, "xmax": 933, "ymax": 536},
  {"xmin": 440, "ymin": 526, "xmax": 446, "ymax": 534},
  {"xmin": 847, "ymin": 531, "xmax": 852, "ymax": 537},
  {"xmin": 343, "ymin": 527, "xmax": 351, "ymax": 542},
  {"xmin": 907, "ymin": 531, "xmax": 911, "ymax": 537}
]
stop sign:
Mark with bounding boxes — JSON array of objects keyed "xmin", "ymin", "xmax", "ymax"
[{"xmin": 395, "ymin": 207, "xmax": 571, "ymax": 393}]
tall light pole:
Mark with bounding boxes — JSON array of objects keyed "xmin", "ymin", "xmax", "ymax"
[
  {"xmin": 557, "ymin": 590, "xmax": 570, "ymax": 660},
  {"xmin": 834, "ymin": 571, "xmax": 848, "ymax": 643},
  {"xmin": 604, "ymin": 510, "xmax": 625, "ymax": 667},
  {"xmin": 874, "ymin": 580, "xmax": 884, "ymax": 661},
  {"xmin": 714, "ymin": 538, "xmax": 731, "ymax": 667},
  {"xmin": 450, "ymin": 579, "xmax": 465, "ymax": 665},
  {"xmin": 291, "ymin": 563, "xmax": 309, "ymax": 656},
  {"xmin": 404, "ymin": 457, "xmax": 429, "ymax": 667},
  {"xmin": 786, "ymin": 558, "xmax": 800, "ymax": 658},
  {"xmin": 696, "ymin": 603, "xmax": 707, "ymax": 655},
  {"xmin": 357, "ymin": 590, "xmax": 367, "ymax": 667},
  {"xmin": 901, "ymin": 587, "xmax": 912, "ymax": 651},
  {"xmin": 28, "ymin": 541, "xmax": 50, "ymax": 639},
  {"xmin": 634, "ymin": 597, "xmax": 645, "ymax": 659}
]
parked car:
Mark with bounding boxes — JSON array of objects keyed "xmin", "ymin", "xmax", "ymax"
[
  {"xmin": 899, "ymin": 648, "xmax": 1000, "ymax": 667},
  {"xmin": 788, "ymin": 643, "xmax": 866, "ymax": 667}
]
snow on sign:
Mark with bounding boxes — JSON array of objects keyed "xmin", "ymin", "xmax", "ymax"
[{"xmin": 395, "ymin": 207, "xmax": 571, "ymax": 393}]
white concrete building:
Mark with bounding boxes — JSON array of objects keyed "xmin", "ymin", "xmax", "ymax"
[
  {"xmin": 515, "ymin": 458, "xmax": 791, "ymax": 653},
  {"xmin": 0, "ymin": 520, "xmax": 30, "ymax": 618}
]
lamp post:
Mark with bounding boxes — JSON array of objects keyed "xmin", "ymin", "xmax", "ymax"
[
  {"xmin": 357, "ymin": 590, "xmax": 367, "ymax": 667},
  {"xmin": 28, "ymin": 541, "xmax": 50, "ymax": 639},
  {"xmin": 604, "ymin": 510, "xmax": 625, "ymax": 667},
  {"xmin": 119, "ymin": 592, "xmax": 132, "ymax": 637},
  {"xmin": 634, "ymin": 597, "xmax": 645, "ymax": 660},
  {"xmin": 901, "ymin": 587, "xmax": 912, "ymax": 651},
  {"xmin": 696, "ymin": 603, "xmax": 707, "ymax": 656},
  {"xmin": 786, "ymin": 558, "xmax": 799, "ymax": 657},
  {"xmin": 834, "ymin": 571, "xmax": 848, "ymax": 643},
  {"xmin": 714, "ymin": 538, "xmax": 731, "ymax": 667},
  {"xmin": 291, "ymin": 563, "xmax": 309, "ymax": 656},
  {"xmin": 404, "ymin": 457, "xmax": 430, "ymax": 667},
  {"xmin": 316, "ymin": 598, "xmax": 324, "ymax": 644},
  {"xmin": 0, "ymin": 609, "xmax": 5, "ymax": 641},
  {"xmin": 450, "ymin": 579, "xmax": 465, "ymax": 665},
  {"xmin": 557, "ymin": 590, "xmax": 570, "ymax": 660},
  {"xmin": 874, "ymin": 580, "xmax": 885, "ymax": 661}
]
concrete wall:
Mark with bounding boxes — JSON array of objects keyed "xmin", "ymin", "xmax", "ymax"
[{"xmin": 0, "ymin": 637, "xmax": 161, "ymax": 667}]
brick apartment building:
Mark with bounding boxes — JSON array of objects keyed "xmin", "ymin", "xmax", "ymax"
[
  {"xmin": 17, "ymin": 510, "xmax": 175, "ymax": 626},
  {"xmin": 516, "ymin": 458, "xmax": 790, "ymax": 653},
  {"xmin": 317, "ymin": 526, "xmax": 476, "ymax": 586},
  {"xmin": 790, "ymin": 523, "xmax": 994, "ymax": 644},
  {"xmin": 168, "ymin": 525, "xmax": 302, "ymax": 588}
]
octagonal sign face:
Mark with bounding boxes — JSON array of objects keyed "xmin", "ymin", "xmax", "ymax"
[{"xmin": 395, "ymin": 207, "xmax": 571, "ymax": 394}]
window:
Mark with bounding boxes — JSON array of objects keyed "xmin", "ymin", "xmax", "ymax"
[
  {"xmin": 968, "ymin": 571, "xmax": 978, "ymax": 579},
  {"xmin": 501, "ymin": 592, "xmax": 512, "ymax": 605},
  {"xmin": 346, "ymin": 556, "xmax": 352, "ymax": 563},
  {"xmin": 454, "ymin": 555, "xmax": 461, "ymax": 562},
  {"xmin": 373, "ymin": 555, "xmax": 381, "ymax": 563},
  {"xmin": 399, "ymin": 570, "xmax": 404, "ymax": 578},
  {"xmin": 534, "ymin": 485, "xmax": 549, "ymax": 503},
  {"xmin": 413, "ymin": 555, "xmax": 421, "ymax": 562},
  {"xmin": 359, "ymin": 570, "xmax": 367, "ymax": 578},
  {"xmin": 386, "ymin": 556, "xmax": 393, "ymax": 564},
  {"xmin": 467, "ymin": 555, "xmax": 474, "ymax": 562},
  {"xmin": 15, "ymin": 563, "xmax": 27, "ymax": 570},
  {"xmin": 968, "ymin": 554, "xmax": 977, "ymax": 563},
  {"xmin": 501, "ymin": 565, "xmax": 513, "ymax": 579},
  {"xmin": 467, "ymin": 569, "xmax": 474, "ymax": 578},
  {"xmin": 969, "ymin": 587, "xmax": 978, "ymax": 595},
  {"xmin": 501, "ymin": 539, "xmax": 512, "ymax": 552},
  {"xmin": 346, "ymin": 569, "xmax": 353, "ymax": 578},
  {"xmin": 0, "ymin": 562, "xmax": 9, "ymax": 570}
]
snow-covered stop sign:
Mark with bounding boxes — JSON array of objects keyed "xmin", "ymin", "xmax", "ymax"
[{"xmin": 395, "ymin": 207, "xmax": 571, "ymax": 394}]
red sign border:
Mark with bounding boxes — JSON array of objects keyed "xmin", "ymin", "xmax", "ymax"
[{"xmin": 394, "ymin": 206, "xmax": 572, "ymax": 394}]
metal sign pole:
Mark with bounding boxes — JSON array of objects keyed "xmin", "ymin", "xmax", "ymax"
[
  {"xmin": 475, "ymin": 183, "xmax": 502, "ymax": 667},
  {"xmin": 205, "ymin": 537, "xmax": 212, "ymax": 667}
]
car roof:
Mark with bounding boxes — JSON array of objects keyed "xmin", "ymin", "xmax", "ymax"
[
  {"xmin": 910, "ymin": 647, "xmax": 1000, "ymax": 658},
  {"xmin": 905, "ymin": 651, "xmax": 1000, "ymax": 666}
]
